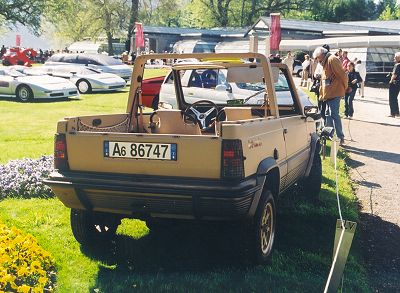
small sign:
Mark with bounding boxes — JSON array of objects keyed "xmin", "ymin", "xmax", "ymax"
[{"xmin": 324, "ymin": 219, "xmax": 357, "ymax": 293}]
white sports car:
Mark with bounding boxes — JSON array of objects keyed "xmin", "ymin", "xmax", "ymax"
[
  {"xmin": 0, "ymin": 67, "xmax": 79, "ymax": 102},
  {"xmin": 25, "ymin": 66, "xmax": 127, "ymax": 94}
]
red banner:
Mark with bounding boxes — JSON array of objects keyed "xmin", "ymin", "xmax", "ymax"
[
  {"xmin": 135, "ymin": 22, "xmax": 144, "ymax": 48},
  {"xmin": 16, "ymin": 34, "xmax": 21, "ymax": 47},
  {"xmin": 270, "ymin": 13, "xmax": 281, "ymax": 51}
]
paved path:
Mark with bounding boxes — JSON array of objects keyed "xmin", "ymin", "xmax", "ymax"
[{"xmin": 341, "ymin": 87, "xmax": 400, "ymax": 292}]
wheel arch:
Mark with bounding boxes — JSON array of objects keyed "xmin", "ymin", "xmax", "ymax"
[{"xmin": 248, "ymin": 157, "xmax": 280, "ymax": 217}]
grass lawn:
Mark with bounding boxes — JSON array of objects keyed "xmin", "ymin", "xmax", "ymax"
[
  {"xmin": 0, "ymin": 68, "xmax": 169, "ymax": 164},
  {"xmin": 0, "ymin": 75, "xmax": 370, "ymax": 292}
]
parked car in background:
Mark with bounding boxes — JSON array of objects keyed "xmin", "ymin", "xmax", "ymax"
[
  {"xmin": 1, "ymin": 48, "xmax": 37, "ymax": 66},
  {"xmin": 158, "ymin": 65, "xmax": 315, "ymax": 109},
  {"xmin": 25, "ymin": 66, "xmax": 126, "ymax": 94},
  {"xmin": 44, "ymin": 53, "xmax": 132, "ymax": 82},
  {"xmin": 293, "ymin": 60, "xmax": 303, "ymax": 77},
  {"xmin": 0, "ymin": 67, "xmax": 79, "ymax": 102},
  {"xmin": 140, "ymin": 65, "xmax": 315, "ymax": 110}
]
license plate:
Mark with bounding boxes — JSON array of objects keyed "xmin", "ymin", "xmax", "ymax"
[{"xmin": 104, "ymin": 141, "xmax": 177, "ymax": 161}]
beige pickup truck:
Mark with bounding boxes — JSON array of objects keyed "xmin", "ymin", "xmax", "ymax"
[{"xmin": 45, "ymin": 53, "xmax": 322, "ymax": 264}]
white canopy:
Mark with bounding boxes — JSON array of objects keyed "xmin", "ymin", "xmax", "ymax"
[
  {"xmin": 216, "ymin": 35, "xmax": 400, "ymax": 53},
  {"xmin": 68, "ymin": 42, "xmax": 101, "ymax": 54}
]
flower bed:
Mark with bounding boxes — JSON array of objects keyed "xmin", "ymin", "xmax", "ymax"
[
  {"xmin": 0, "ymin": 156, "xmax": 54, "ymax": 199},
  {"xmin": 0, "ymin": 223, "xmax": 56, "ymax": 292}
]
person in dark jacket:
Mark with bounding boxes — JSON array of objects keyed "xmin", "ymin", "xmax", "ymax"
[
  {"xmin": 344, "ymin": 62, "xmax": 362, "ymax": 118},
  {"xmin": 388, "ymin": 52, "xmax": 400, "ymax": 117}
]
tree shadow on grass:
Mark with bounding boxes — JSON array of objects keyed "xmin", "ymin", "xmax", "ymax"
[{"xmin": 81, "ymin": 188, "xmax": 368, "ymax": 292}]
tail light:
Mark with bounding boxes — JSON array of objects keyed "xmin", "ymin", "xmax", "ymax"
[
  {"xmin": 221, "ymin": 139, "xmax": 245, "ymax": 179},
  {"xmin": 54, "ymin": 134, "xmax": 69, "ymax": 170}
]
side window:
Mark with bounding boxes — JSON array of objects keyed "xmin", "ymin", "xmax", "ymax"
[
  {"xmin": 165, "ymin": 73, "xmax": 174, "ymax": 84},
  {"xmin": 87, "ymin": 58, "xmax": 100, "ymax": 65},
  {"xmin": 76, "ymin": 57, "xmax": 89, "ymax": 64}
]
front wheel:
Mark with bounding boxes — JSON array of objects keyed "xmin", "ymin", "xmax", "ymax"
[
  {"xmin": 76, "ymin": 79, "xmax": 92, "ymax": 94},
  {"xmin": 70, "ymin": 209, "xmax": 120, "ymax": 245},
  {"xmin": 245, "ymin": 190, "xmax": 276, "ymax": 264},
  {"xmin": 16, "ymin": 85, "xmax": 33, "ymax": 102}
]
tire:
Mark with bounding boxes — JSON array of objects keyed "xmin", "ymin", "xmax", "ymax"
[
  {"xmin": 70, "ymin": 209, "xmax": 120, "ymax": 245},
  {"xmin": 76, "ymin": 79, "xmax": 92, "ymax": 94},
  {"xmin": 245, "ymin": 190, "xmax": 276, "ymax": 264},
  {"xmin": 300, "ymin": 150, "xmax": 322, "ymax": 197},
  {"xmin": 16, "ymin": 85, "xmax": 33, "ymax": 102}
]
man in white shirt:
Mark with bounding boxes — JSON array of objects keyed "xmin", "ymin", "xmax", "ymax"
[
  {"xmin": 282, "ymin": 52, "xmax": 294, "ymax": 75},
  {"xmin": 355, "ymin": 60, "xmax": 366, "ymax": 98}
]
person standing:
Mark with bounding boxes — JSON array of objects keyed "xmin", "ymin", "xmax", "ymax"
[
  {"xmin": 282, "ymin": 52, "xmax": 294, "ymax": 75},
  {"xmin": 388, "ymin": 52, "xmax": 400, "ymax": 117},
  {"xmin": 313, "ymin": 47, "xmax": 348, "ymax": 145},
  {"xmin": 300, "ymin": 55, "xmax": 311, "ymax": 87},
  {"xmin": 313, "ymin": 62, "xmax": 326, "ymax": 123},
  {"xmin": 342, "ymin": 50, "xmax": 350, "ymax": 71},
  {"xmin": 355, "ymin": 60, "xmax": 366, "ymax": 98},
  {"xmin": 344, "ymin": 62, "xmax": 362, "ymax": 118}
]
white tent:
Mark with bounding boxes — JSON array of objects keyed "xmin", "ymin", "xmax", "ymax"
[
  {"xmin": 216, "ymin": 35, "xmax": 400, "ymax": 53},
  {"xmin": 68, "ymin": 41, "xmax": 101, "ymax": 54}
]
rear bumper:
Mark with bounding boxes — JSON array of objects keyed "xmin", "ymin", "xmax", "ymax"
[{"xmin": 45, "ymin": 171, "xmax": 262, "ymax": 220}]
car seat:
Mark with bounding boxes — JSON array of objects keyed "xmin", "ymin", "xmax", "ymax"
[{"xmin": 201, "ymin": 69, "xmax": 217, "ymax": 88}]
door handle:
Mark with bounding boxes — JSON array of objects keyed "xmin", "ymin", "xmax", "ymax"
[{"xmin": 283, "ymin": 128, "xmax": 288, "ymax": 134}]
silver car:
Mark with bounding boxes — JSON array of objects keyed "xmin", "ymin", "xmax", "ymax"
[
  {"xmin": 44, "ymin": 53, "xmax": 132, "ymax": 83},
  {"xmin": 0, "ymin": 67, "xmax": 79, "ymax": 102},
  {"xmin": 26, "ymin": 66, "xmax": 126, "ymax": 94}
]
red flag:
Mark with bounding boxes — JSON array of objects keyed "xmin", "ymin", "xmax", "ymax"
[
  {"xmin": 135, "ymin": 22, "xmax": 144, "ymax": 48},
  {"xmin": 16, "ymin": 34, "xmax": 21, "ymax": 47},
  {"xmin": 270, "ymin": 13, "xmax": 281, "ymax": 51}
]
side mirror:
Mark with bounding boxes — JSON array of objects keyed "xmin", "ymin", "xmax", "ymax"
[
  {"xmin": 304, "ymin": 105, "xmax": 321, "ymax": 120},
  {"xmin": 215, "ymin": 84, "xmax": 227, "ymax": 92},
  {"xmin": 215, "ymin": 84, "xmax": 233, "ymax": 93}
]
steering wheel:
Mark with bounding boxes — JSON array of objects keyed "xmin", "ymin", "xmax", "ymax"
[{"xmin": 184, "ymin": 100, "xmax": 219, "ymax": 131}]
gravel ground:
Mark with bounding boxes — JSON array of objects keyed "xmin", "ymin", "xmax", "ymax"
[{"xmin": 340, "ymin": 86, "xmax": 400, "ymax": 292}]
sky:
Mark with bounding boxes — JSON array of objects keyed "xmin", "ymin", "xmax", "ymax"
[{"xmin": 0, "ymin": 25, "xmax": 54, "ymax": 49}]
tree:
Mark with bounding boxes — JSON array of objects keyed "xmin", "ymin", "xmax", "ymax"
[
  {"xmin": 46, "ymin": 0, "xmax": 103, "ymax": 43},
  {"xmin": 378, "ymin": 4, "xmax": 400, "ymax": 20},
  {"xmin": 92, "ymin": 0, "xmax": 130, "ymax": 55},
  {"xmin": 127, "ymin": 0, "xmax": 139, "ymax": 49},
  {"xmin": 0, "ymin": 0, "xmax": 46, "ymax": 33}
]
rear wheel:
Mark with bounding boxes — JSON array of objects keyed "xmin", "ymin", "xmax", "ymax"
[
  {"xmin": 16, "ymin": 85, "xmax": 33, "ymax": 102},
  {"xmin": 76, "ymin": 79, "xmax": 92, "ymax": 94},
  {"xmin": 245, "ymin": 190, "xmax": 276, "ymax": 264},
  {"xmin": 70, "ymin": 209, "xmax": 120, "ymax": 245}
]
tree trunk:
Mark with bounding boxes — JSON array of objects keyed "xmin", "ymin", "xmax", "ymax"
[
  {"xmin": 107, "ymin": 31, "xmax": 114, "ymax": 56},
  {"xmin": 128, "ymin": 0, "xmax": 139, "ymax": 38}
]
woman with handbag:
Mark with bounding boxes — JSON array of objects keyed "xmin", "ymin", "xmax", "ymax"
[{"xmin": 344, "ymin": 62, "xmax": 362, "ymax": 118}]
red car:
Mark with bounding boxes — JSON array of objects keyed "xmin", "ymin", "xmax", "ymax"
[
  {"xmin": 141, "ymin": 75, "xmax": 165, "ymax": 109},
  {"xmin": 1, "ymin": 48, "xmax": 37, "ymax": 66}
]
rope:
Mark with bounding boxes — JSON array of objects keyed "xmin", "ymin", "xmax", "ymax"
[
  {"xmin": 333, "ymin": 139, "xmax": 344, "ymax": 228},
  {"xmin": 324, "ymin": 138, "xmax": 345, "ymax": 292},
  {"xmin": 77, "ymin": 116, "xmax": 130, "ymax": 132}
]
